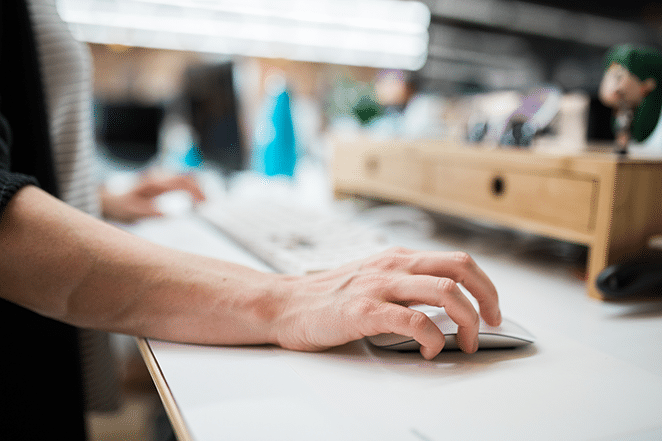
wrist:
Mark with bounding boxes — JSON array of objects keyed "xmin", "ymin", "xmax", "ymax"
[{"xmin": 262, "ymin": 274, "xmax": 305, "ymax": 349}]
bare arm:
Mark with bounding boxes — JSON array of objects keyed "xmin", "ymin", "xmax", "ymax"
[
  {"xmin": 1, "ymin": 186, "xmax": 501, "ymax": 359},
  {"xmin": 1, "ymin": 185, "xmax": 276, "ymax": 345}
]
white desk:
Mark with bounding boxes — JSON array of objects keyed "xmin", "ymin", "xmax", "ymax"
[{"xmin": 125, "ymin": 209, "xmax": 662, "ymax": 441}]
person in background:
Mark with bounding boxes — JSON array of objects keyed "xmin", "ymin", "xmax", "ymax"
[
  {"xmin": 1, "ymin": 1, "xmax": 501, "ymax": 439},
  {"xmin": 369, "ymin": 69, "xmax": 447, "ymax": 139},
  {"xmin": 99, "ymin": 173, "xmax": 205, "ymax": 223}
]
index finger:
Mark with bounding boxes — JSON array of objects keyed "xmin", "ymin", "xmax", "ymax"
[
  {"xmin": 367, "ymin": 303, "xmax": 447, "ymax": 360},
  {"xmin": 408, "ymin": 250, "xmax": 501, "ymax": 327}
]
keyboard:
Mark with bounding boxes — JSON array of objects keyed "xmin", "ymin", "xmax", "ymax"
[{"xmin": 197, "ymin": 198, "xmax": 390, "ymax": 275}]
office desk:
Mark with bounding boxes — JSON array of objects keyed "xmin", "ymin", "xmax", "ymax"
[{"xmin": 125, "ymin": 212, "xmax": 662, "ymax": 441}]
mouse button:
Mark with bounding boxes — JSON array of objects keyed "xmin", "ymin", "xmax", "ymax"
[
  {"xmin": 476, "ymin": 316, "xmax": 512, "ymax": 334},
  {"xmin": 488, "ymin": 318, "xmax": 536, "ymax": 343},
  {"xmin": 433, "ymin": 314, "xmax": 459, "ymax": 335},
  {"xmin": 412, "ymin": 306, "xmax": 459, "ymax": 334}
]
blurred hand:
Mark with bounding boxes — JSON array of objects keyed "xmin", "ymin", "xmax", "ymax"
[{"xmin": 100, "ymin": 173, "xmax": 206, "ymax": 223}]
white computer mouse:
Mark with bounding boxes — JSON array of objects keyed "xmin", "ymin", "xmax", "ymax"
[{"xmin": 366, "ymin": 305, "xmax": 535, "ymax": 351}]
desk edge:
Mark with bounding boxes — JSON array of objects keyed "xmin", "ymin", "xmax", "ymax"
[{"xmin": 136, "ymin": 337, "xmax": 194, "ymax": 441}]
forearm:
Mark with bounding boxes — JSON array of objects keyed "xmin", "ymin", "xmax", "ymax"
[
  {"xmin": 1, "ymin": 186, "xmax": 503, "ymax": 359},
  {"xmin": 0, "ymin": 185, "xmax": 284, "ymax": 345}
]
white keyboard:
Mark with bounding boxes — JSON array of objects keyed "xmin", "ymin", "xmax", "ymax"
[{"xmin": 197, "ymin": 199, "xmax": 389, "ymax": 275}]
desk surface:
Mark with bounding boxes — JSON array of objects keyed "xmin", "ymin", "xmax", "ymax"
[{"xmin": 126, "ymin": 207, "xmax": 662, "ymax": 441}]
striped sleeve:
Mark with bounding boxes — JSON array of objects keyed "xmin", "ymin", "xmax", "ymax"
[
  {"xmin": 27, "ymin": 0, "xmax": 120, "ymax": 414},
  {"xmin": 28, "ymin": 0, "xmax": 100, "ymax": 217}
]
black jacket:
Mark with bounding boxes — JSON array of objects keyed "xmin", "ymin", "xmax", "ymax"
[{"xmin": 0, "ymin": 1, "xmax": 87, "ymax": 439}]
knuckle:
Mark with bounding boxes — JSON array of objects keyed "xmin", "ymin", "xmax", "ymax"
[
  {"xmin": 373, "ymin": 275, "xmax": 399, "ymax": 299},
  {"xmin": 408, "ymin": 311, "xmax": 429, "ymax": 333},
  {"xmin": 435, "ymin": 277, "xmax": 458, "ymax": 293},
  {"xmin": 367, "ymin": 247, "xmax": 413, "ymax": 271},
  {"xmin": 451, "ymin": 251, "xmax": 475, "ymax": 269},
  {"xmin": 349, "ymin": 296, "xmax": 379, "ymax": 318},
  {"xmin": 387, "ymin": 246, "xmax": 410, "ymax": 255},
  {"xmin": 372, "ymin": 255, "xmax": 404, "ymax": 271},
  {"xmin": 471, "ymin": 309, "xmax": 480, "ymax": 326}
]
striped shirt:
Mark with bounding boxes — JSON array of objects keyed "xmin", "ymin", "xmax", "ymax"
[
  {"xmin": 27, "ymin": 0, "xmax": 120, "ymax": 413},
  {"xmin": 27, "ymin": 0, "xmax": 99, "ymax": 217}
]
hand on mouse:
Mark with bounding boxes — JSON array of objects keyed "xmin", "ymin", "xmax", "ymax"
[
  {"xmin": 1, "ymin": 188, "xmax": 499, "ymax": 361},
  {"xmin": 269, "ymin": 247, "xmax": 502, "ymax": 360},
  {"xmin": 100, "ymin": 173, "xmax": 206, "ymax": 223}
]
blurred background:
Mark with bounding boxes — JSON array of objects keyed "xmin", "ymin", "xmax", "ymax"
[{"xmin": 58, "ymin": 0, "xmax": 662, "ymax": 181}]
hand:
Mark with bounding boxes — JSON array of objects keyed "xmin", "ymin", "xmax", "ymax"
[
  {"xmin": 100, "ymin": 173, "xmax": 206, "ymax": 223},
  {"xmin": 271, "ymin": 247, "xmax": 501, "ymax": 360},
  {"xmin": 1, "ymin": 187, "xmax": 497, "ymax": 361}
]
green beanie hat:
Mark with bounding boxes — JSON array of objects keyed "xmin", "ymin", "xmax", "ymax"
[
  {"xmin": 604, "ymin": 44, "xmax": 662, "ymax": 82},
  {"xmin": 604, "ymin": 44, "xmax": 662, "ymax": 142}
]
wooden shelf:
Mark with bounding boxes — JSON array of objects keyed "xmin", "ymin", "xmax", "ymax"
[{"xmin": 332, "ymin": 138, "xmax": 662, "ymax": 299}]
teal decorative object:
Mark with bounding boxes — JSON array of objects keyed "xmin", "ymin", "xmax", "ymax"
[{"xmin": 253, "ymin": 87, "xmax": 297, "ymax": 177}]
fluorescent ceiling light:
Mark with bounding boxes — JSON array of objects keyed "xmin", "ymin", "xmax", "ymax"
[{"xmin": 56, "ymin": 0, "xmax": 431, "ymax": 70}]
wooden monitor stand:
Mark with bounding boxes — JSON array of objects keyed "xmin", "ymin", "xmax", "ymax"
[{"xmin": 331, "ymin": 138, "xmax": 662, "ymax": 299}]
